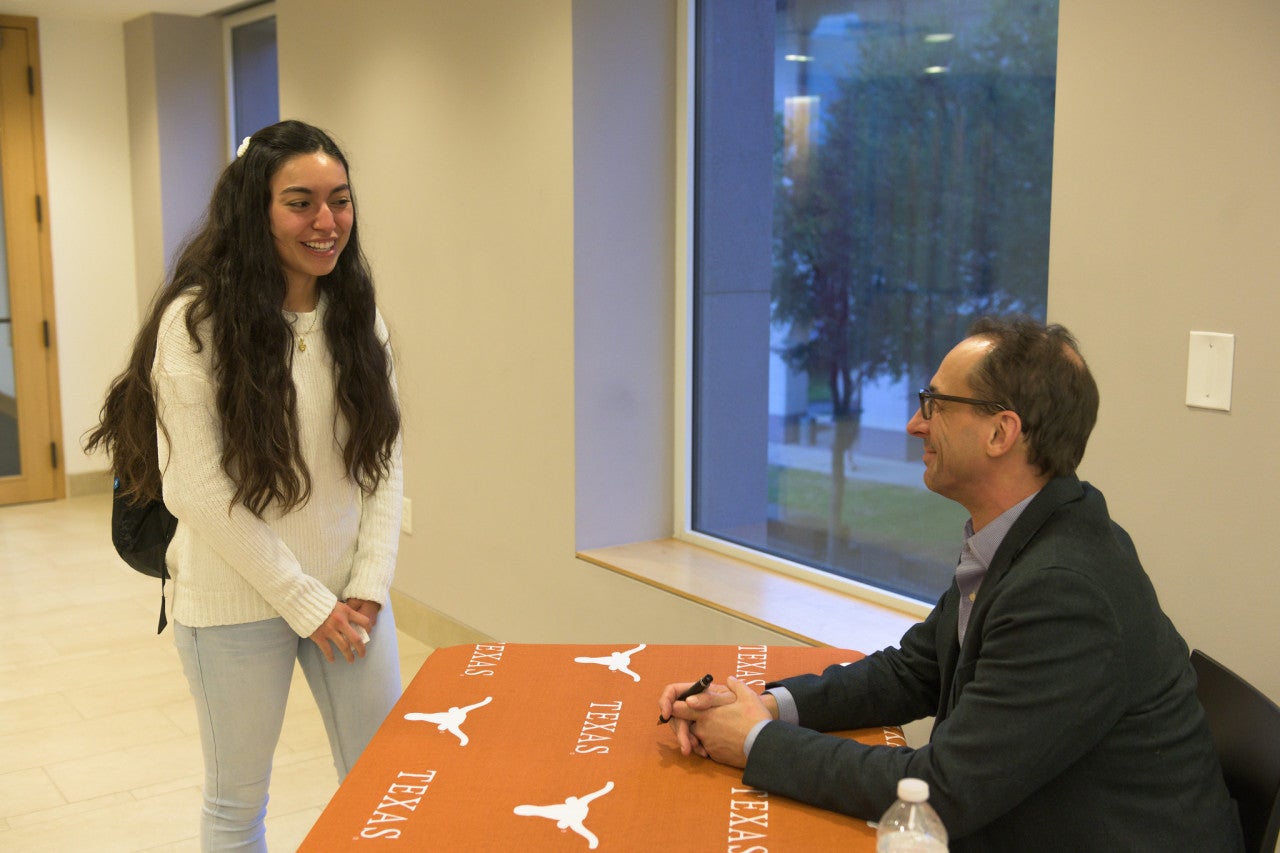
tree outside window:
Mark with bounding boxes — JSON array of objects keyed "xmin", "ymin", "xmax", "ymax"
[{"xmin": 693, "ymin": 0, "xmax": 1058, "ymax": 602}]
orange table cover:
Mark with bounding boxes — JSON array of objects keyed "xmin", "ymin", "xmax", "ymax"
[{"xmin": 301, "ymin": 643, "xmax": 902, "ymax": 851}]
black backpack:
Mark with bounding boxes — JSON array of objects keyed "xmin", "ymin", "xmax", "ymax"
[{"xmin": 111, "ymin": 476, "xmax": 178, "ymax": 633}]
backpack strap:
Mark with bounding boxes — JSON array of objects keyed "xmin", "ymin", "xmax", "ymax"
[{"xmin": 156, "ymin": 576, "xmax": 168, "ymax": 634}]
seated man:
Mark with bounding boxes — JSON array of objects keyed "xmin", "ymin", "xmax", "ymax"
[{"xmin": 659, "ymin": 317, "xmax": 1243, "ymax": 852}]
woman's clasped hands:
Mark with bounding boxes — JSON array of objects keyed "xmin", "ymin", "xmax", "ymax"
[{"xmin": 309, "ymin": 598, "xmax": 381, "ymax": 663}]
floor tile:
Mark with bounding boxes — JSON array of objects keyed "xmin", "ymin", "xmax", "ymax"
[
  {"xmin": 0, "ymin": 767, "xmax": 65, "ymax": 820},
  {"xmin": 0, "ymin": 494, "xmax": 435, "ymax": 851}
]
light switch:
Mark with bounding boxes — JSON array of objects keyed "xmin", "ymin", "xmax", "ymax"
[{"xmin": 1185, "ymin": 331, "xmax": 1234, "ymax": 412}]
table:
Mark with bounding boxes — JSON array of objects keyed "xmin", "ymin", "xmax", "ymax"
[{"xmin": 301, "ymin": 643, "xmax": 901, "ymax": 851}]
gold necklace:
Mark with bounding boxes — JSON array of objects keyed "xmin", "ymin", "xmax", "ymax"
[{"xmin": 289, "ymin": 309, "xmax": 319, "ymax": 352}]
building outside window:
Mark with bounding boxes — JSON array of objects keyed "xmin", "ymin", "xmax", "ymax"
[{"xmin": 691, "ymin": 0, "xmax": 1058, "ymax": 603}]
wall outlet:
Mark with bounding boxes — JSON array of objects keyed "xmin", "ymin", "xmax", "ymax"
[{"xmin": 401, "ymin": 497, "xmax": 413, "ymax": 535}]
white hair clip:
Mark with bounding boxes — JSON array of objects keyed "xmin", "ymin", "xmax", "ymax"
[{"xmin": 236, "ymin": 136, "xmax": 252, "ymax": 158}]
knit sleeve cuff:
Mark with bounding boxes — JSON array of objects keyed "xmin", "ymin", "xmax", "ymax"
[{"xmin": 279, "ymin": 580, "xmax": 340, "ymax": 638}]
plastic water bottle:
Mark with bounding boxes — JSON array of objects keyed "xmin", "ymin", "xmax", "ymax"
[{"xmin": 875, "ymin": 778, "xmax": 949, "ymax": 852}]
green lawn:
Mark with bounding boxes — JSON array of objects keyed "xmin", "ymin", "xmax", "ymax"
[{"xmin": 768, "ymin": 464, "xmax": 966, "ymax": 565}]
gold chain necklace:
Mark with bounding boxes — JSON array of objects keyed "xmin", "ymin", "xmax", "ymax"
[{"xmin": 289, "ymin": 309, "xmax": 319, "ymax": 352}]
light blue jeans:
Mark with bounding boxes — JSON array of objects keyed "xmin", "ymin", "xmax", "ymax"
[{"xmin": 174, "ymin": 609, "xmax": 402, "ymax": 851}]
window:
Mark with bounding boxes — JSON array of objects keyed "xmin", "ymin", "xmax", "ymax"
[
  {"xmin": 224, "ymin": 3, "xmax": 279, "ymax": 154},
  {"xmin": 690, "ymin": 0, "xmax": 1058, "ymax": 603}
]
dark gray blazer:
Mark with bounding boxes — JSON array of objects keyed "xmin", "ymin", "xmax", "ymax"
[{"xmin": 744, "ymin": 476, "xmax": 1243, "ymax": 852}]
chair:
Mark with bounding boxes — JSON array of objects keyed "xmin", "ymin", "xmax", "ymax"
[{"xmin": 1190, "ymin": 649, "xmax": 1280, "ymax": 853}]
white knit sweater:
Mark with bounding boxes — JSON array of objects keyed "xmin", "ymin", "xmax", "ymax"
[{"xmin": 153, "ymin": 291, "xmax": 403, "ymax": 637}]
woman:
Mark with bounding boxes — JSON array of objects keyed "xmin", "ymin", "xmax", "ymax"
[{"xmin": 86, "ymin": 120, "xmax": 403, "ymax": 850}]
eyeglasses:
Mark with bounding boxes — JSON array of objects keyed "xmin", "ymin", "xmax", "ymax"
[{"xmin": 917, "ymin": 389, "xmax": 1009, "ymax": 420}]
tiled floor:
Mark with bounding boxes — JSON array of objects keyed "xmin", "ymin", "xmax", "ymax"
[{"xmin": 0, "ymin": 494, "xmax": 433, "ymax": 851}]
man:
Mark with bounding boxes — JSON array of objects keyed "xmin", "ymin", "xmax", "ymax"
[{"xmin": 659, "ymin": 317, "xmax": 1243, "ymax": 851}]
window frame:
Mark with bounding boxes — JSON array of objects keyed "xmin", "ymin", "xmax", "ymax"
[
  {"xmin": 222, "ymin": 1, "xmax": 278, "ymax": 159},
  {"xmin": 672, "ymin": 0, "xmax": 931, "ymax": 620}
]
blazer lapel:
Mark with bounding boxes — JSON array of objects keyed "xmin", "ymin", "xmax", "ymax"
[
  {"xmin": 934, "ymin": 578, "xmax": 963, "ymax": 720},
  {"xmin": 984, "ymin": 475, "xmax": 1083, "ymax": 584},
  {"xmin": 943, "ymin": 476, "xmax": 1085, "ymax": 714}
]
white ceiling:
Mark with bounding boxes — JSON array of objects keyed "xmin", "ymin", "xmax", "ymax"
[{"xmin": 4, "ymin": 0, "xmax": 241, "ymax": 24}]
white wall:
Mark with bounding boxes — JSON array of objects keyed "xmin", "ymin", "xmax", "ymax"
[{"xmin": 40, "ymin": 18, "xmax": 139, "ymax": 477}]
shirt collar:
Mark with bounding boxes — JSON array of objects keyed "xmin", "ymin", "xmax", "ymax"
[{"xmin": 962, "ymin": 490, "xmax": 1040, "ymax": 570}]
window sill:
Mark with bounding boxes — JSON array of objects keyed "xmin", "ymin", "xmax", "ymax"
[{"xmin": 577, "ymin": 538, "xmax": 923, "ymax": 653}]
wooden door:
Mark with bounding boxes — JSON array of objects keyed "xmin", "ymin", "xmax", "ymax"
[{"xmin": 0, "ymin": 17, "xmax": 63, "ymax": 506}]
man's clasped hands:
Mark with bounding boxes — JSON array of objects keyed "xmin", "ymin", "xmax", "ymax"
[{"xmin": 657, "ymin": 678, "xmax": 780, "ymax": 769}]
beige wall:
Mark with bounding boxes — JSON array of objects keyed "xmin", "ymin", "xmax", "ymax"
[
  {"xmin": 37, "ymin": 0, "xmax": 1279, "ymax": 697},
  {"xmin": 121, "ymin": 15, "xmax": 162, "ymax": 325},
  {"xmin": 124, "ymin": 14, "xmax": 224, "ymax": 318},
  {"xmin": 41, "ymin": 18, "xmax": 139, "ymax": 479},
  {"xmin": 1050, "ymin": 0, "xmax": 1280, "ymax": 700}
]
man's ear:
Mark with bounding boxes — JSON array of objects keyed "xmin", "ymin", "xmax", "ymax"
[{"xmin": 986, "ymin": 410, "xmax": 1024, "ymax": 458}]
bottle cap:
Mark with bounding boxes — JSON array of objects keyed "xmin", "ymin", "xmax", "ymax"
[{"xmin": 897, "ymin": 778, "xmax": 929, "ymax": 802}]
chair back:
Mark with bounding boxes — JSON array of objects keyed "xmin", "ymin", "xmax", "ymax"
[{"xmin": 1190, "ymin": 649, "xmax": 1280, "ymax": 853}]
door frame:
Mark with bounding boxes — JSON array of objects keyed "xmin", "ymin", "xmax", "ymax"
[{"xmin": 0, "ymin": 15, "xmax": 64, "ymax": 506}]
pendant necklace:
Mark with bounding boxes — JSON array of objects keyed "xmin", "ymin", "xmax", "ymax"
[{"xmin": 290, "ymin": 309, "xmax": 319, "ymax": 352}]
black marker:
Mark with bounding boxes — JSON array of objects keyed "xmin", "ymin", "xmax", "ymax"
[{"xmin": 658, "ymin": 674, "xmax": 714, "ymax": 724}]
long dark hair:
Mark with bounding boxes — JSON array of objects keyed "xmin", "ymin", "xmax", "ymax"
[{"xmin": 85, "ymin": 120, "xmax": 400, "ymax": 516}]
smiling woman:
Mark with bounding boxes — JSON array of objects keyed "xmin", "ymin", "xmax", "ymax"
[
  {"xmin": 83, "ymin": 119, "xmax": 406, "ymax": 851},
  {"xmin": 268, "ymin": 150, "xmax": 353, "ymax": 311}
]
